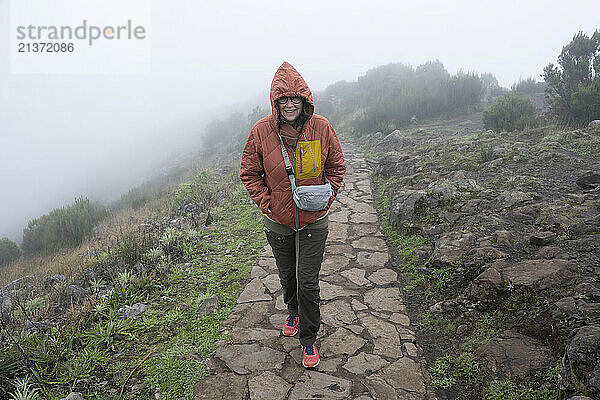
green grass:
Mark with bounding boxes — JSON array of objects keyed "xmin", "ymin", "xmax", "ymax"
[{"xmin": 1, "ymin": 177, "xmax": 266, "ymax": 400}]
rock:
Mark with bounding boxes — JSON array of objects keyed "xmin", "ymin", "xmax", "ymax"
[
  {"xmin": 363, "ymin": 287, "xmax": 405, "ymax": 312},
  {"xmin": 321, "ymin": 300, "xmax": 357, "ymax": 327},
  {"xmin": 119, "ymin": 303, "xmax": 148, "ymax": 319},
  {"xmin": 214, "ymin": 344, "xmax": 285, "ymax": 374},
  {"xmin": 364, "ymin": 373, "xmax": 398, "ymax": 399},
  {"xmin": 329, "ymin": 210, "xmax": 351, "ymax": 223},
  {"xmin": 357, "ymin": 252, "xmax": 389, "ymax": 267},
  {"xmin": 44, "ymin": 274, "xmax": 66, "ymax": 289},
  {"xmin": 250, "ymin": 266, "xmax": 268, "ymax": 279},
  {"xmin": 529, "ymin": 231, "xmax": 556, "ymax": 246},
  {"xmin": 467, "ymin": 267, "xmax": 502, "ymax": 303},
  {"xmin": 320, "ymin": 281, "xmax": 357, "ymax": 300},
  {"xmin": 231, "ymin": 327, "xmax": 280, "ymax": 344},
  {"xmin": 576, "ymin": 173, "xmax": 600, "ymax": 190},
  {"xmin": 494, "ymin": 230, "xmax": 513, "ymax": 246},
  {"xmin": 352, "ymin": 237, "xmax": 387, "ymax": 251},
  {"xmin": 469, "ymin": 259, "xmax": 577, "ymax": 301},
  {"xmin": 404, "ymin": 343, "xmax": 418, "ymax": 357},
  {"xmin": 491, "ymin": 190, "xmax": 532, "ymax": 209},
  {"xmin": 222, "ymin": 302, "xmax": 268, "ymax": 328},
  {"xmin": 197, "ymin": 296, "xmax": 220, "ymax": 316},
  {"xmin": 193, "ymin": 373, "xmax": 247, "ymax": 399},
  {"xmin": 275, "ymin": 294, "xmax": 286, "ymax": 311},
  {"xmin": 0, "ymin": 295, "xmax": 13, "ymax": 322},
  {"xmin": 432, "ymin": 231, "xmax": 476, "ymax": 266},
  {"xmin": 380, "ymin": 358, "xmax": 426, "ymax": 394},
  {"xmin": 588, "ymin": 120, "xmax": 600, "ymax": 128},
  {"xmin": 499, "ymin": 259, "xmax": 576, "ymax": 290},
  {"xmin": 343, "ymin": 353, "xmax": 390, "ymax": 375},
  {"xmin": 61, "ymin": 393, "xmax": 84, "ymax": 400},
  {"xmin": 359, "ymin": 314, "xmax": 404, "ymax": 359},
  {"xmin": 475, "ymin": 331, "xmax": 552, "ymax": 378},
  {"xmin": 262, "ymin": 274, "xmax": 282, "ymax": 293},
  {"xmin": 237, "ymin": 278, "xmax": 271, "ymax": 303},
  {"xmin": 350, "ymin": 213, "xmax": 379, "ymax": 223},
  {"xmin": 351, "ymin": 299, "xmax": 368, "ymax": 311},
  {"xmin": 390, "ymin": 189, "xmax": 426, "ymax": 228},
  {"xmin": 390, "ymin": 313, "xmax": 410, "ymax": 326},
  {"xmin": 341, "ymin": 268, "xmax": 372, "ymax": 286},
  {"xmin": 566, "ymin": 325, "xmax": 600, "ymax": 379},
  {"xmin": 320, "ymin": 327, "xmax": 367, "ymax": 357},
  {"xmin": 328, "ymin": 222, "xmax": 349, "ymax": 242},
  {"xmin": 66, "ymin": 285, "xmax": 88, "ymax": 303},
  {"xmin": 248, "ymin": 371, "xmax": 290, "ymax": 400},
  {"xmin": 321, "ymin": 255, "xmax": 351, "ymax": 276},
  {"xmin": 367, "ymin": 269, "xmax": 398, "ymax": 285},
  {"xmin": 288, "ymin": 370, "xmax": 352, "ymax": 399}
]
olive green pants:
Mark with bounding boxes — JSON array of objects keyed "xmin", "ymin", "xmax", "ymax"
[{"xmin": 263, "ymin": 215, "xmax": 328, "ymax": 346}]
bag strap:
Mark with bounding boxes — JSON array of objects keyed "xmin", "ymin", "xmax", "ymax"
[{"xmin": 279, "ymin": 136, "xmax": 297, "ymax": 191}]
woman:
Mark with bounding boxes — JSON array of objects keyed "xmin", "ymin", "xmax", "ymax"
[{"xmin": 240, "ymin": 62, "xmax": 345, "ymax": 368}]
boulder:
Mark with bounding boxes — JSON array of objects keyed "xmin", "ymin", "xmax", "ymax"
[
  {"xmin": 390, "ymin": 189, "xmax": 427, "ymax": 228},
  {"xmin": 432, "ymin": 231, "xmax": 477, "ymax": 266},
  {"xmin": 475, "ymin": 331, "xmax": 552, "ymax": 378}
]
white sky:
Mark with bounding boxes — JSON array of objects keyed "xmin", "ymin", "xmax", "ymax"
[{"xmin": 0, "ymin": 0, "xmax": 598, "ymax": 242}]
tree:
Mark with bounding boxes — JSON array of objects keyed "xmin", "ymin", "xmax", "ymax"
[
  {"xmin": 0, "ymin": 237, "xmax": 21, "ymax": 266},
  {"xmin": 543, "ymin": 30, "xmax": 600, "ymax": 125}
]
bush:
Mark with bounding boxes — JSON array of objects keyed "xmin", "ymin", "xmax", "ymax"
[
  {"xmin": 0, "ymin": 237, "xmax": 21, "ymax": 266},
  {"xmin": 21, "ymin": 196, "xmax": 109, "ymax": 256},
  {"xmin": 543, "ymin": 30, "xmax": 600, "ymax": 126},
  {"xmin": 511, "ymin": 77, "xmax": 546, "ymax": 94},
  {"xmin": 483, "ymin": 93, "xmax": 537, "ymax": 132}
]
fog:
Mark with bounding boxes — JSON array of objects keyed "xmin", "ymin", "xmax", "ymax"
[{"xmin": 1, "ymin": 0, "xmax": 598, "ymax": 243}]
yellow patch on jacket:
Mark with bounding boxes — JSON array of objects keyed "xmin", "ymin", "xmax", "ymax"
[{"xmin": 295, "ymin": 140, "xmax": 321, "ymax": 179}]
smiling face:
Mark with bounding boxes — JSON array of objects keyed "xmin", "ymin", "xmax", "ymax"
[{"xmin": 277, "ymin": 97, "xmax": 303, "ymax": 123}]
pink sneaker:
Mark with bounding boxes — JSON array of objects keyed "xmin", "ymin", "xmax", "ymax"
[
  {"xmin": 302, "ymin": 343, "xmax": 320, "ymax": 368},
  {"xmin": 282, "ymin": 315, "xmax": 298, "ymax": 336}
]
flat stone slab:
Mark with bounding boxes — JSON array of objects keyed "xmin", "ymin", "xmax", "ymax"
[
  {"xmin": 288, "ymin": 370, "xmax": 352, "ymax": 400},
  {"xmin": 351, "ymin": 299, "xmax": 368, "ymax": 311},
  {"xmin": 343, "ymin": 352, "xmax": 390, "ymax": 375},
  {"xmin": 368, "ymin": 268, "xmax": 398, "ymax": 285},
  {"xmin": 380, "ymin": 358, "xmax": 426, "ymax": 394},
  {"xmin": 352, "ymin": 237, "xmax": 387, "ymax": 251},
  {"xmin": 223, "ymin": 302, "xmax": 268, "ymax": 328},
  {"xmin": 325, "ymin": 243, "xmax": 355, "ymax": 256},
  {"xmin": 231, "ymin": 327, "xmax": 280, "ymax": 344},
  {"xmin": 390, "ymin": 313, "xmax": 410, "ymax": 326},
  {"xmin": 321, "ymin": 255, "xmax": 351, "ymax": 276},
  {"xmin": 329, "ymin": 210, "xmax": 351, "ymax": 223},
  {"xmin": 320, "ymin": 281, "xmax": 357, "ymax": 300},
  {"xmin": 352, "ymin": 223, "xmax": 379, "ymax": 236},
  {"xmin": 328, "ymin": 222, "xmax": 349, "ymax": 242},
  {"xmin": 341, "ymin": 268, "xmax": 372, "ymax": 287},
  {"xmin": 363, "ymin": 287, "xmax": 405, "ymax": 312},
  {"xmin": 275, "ymin": 294, "xmax": 286, "ymax": 310},
  {"xmin": 250, "ymin": 265, "xmax": 268, "ymax": 279},
  {"xmin": 215, "ymin": 344, "xmax": 285, "ymax": 375},
  {"xmin": 350, "ymin": 213, "xmax": 379, "ymax": 223},
  {"xmin": 359, "ymin": 314, "xmax": 404, "ymax": 359},
  {"xmin": 193, "ymin": 373, "xmax": 247, "ymax": 400},
  {"xmin": 258, "ymin": 257, "xmax": 276, "ymax": 271},
  {"xmin": 237, "ymin": 278, "xmax": 272, "ymax": 303},
  {"xmin": 262, "ymin": 274, "xmax": 282, "ymax": 293},
  {"xmin": 357, "ymin": 252, "xmax": 389, "ymax": 268},
  {"xmin": 364, "ymin": 373, "xmax": 397, "ymax": 400},
  {"xmin": 320, "ymin": 327, "xmax": 367, "ymax": 357},
  {"xmin": 248, "ymin": 371, "xmax": 291, "ymax": 400},
  {"xmin": 321, "ymin": 300, "xmax": 357, "ymax": 327},
  {"xmin": 351, "ymin": 203, "xmax": 377, "ymax": 214}
]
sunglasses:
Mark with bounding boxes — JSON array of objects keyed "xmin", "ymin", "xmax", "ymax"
[{"xmin": 276, "ymin": 96, "xmax": 303, "ymax": 105}]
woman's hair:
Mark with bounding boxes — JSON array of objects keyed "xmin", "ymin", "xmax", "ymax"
[{"xmin": 278, "ymin": 99, "xmax": 311, "ymax": 128}]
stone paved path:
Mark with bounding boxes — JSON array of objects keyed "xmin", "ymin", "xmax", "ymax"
[{"xmin": 195, "ymin": 144, "xmax": 436, "ymax": 399}]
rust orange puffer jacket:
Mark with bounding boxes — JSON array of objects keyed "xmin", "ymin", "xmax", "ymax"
[{"xmin": 240, "ymin": 62, "xmax": 346, "ymax": 230}]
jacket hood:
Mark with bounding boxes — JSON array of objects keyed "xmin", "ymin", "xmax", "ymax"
[{"xmin": 270, "ymin": 62, "xmax": 314, "ymax": 127}]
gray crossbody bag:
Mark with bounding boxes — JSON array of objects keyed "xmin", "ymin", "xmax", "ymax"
[{"xmin": 279, "ymin": 136, "xmax": 333, "ymax": 211}]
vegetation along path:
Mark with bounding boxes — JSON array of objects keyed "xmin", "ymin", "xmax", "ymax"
[{"xmin": 194, "ymin": 143, "xmax": 436, "ymax": 399}]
